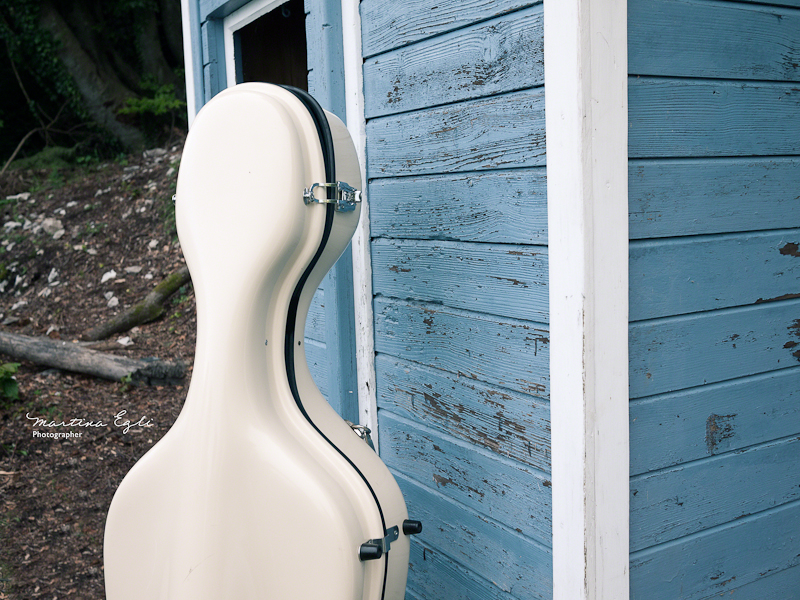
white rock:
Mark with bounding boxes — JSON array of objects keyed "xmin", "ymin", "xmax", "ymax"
[
  {"xmin": 38, "ymin": 288, "xmax": 51, "ymax": 298},
  {"xmin": 41, "ymin": 218, "xmax": 63, "ymax": 235},
  {"xmin": 144, "ymin": 272, "xmax": 154, "ymax": 280},
  {"xmin": 3, "ymin": 221, "xmax": 21, "ymax": 230},
  {"xmin": 86, "ymin": 248, "xmax": 98, "ymax": 256},
  {"xmin": 46, "ymin": 325, "xmax": 58, "ymax": 336},
  {"xmin": 101, "ymin": 270, "xmax": 117, "ymax": 283},
  {"xmin": 22, "ymin": 219, "xmax": 32, "ymax": 231},
  {"xmin": 124, "ymin": 266, "xmax": 143, "ymax": 274},
  {"xmin": 11, "ymin": 300, "xmax": 27, "ymax": 310},
  {"xmin": 166, "ymin": 167, "xmax": 175, "ymax": 177},
  {"xmin": 116, "ymin": 336, "xmax": 134, "ymax": 346},
  {"xmin": 107, "ymin": 296, "xmax": 119, "ymax": 308},
  {"xmin": 48, "ymin": 268, "xmax": 58, "ymax": 283},
  {"xmin": 66, "ymin": 201, "xmax": 77, "ymax": 208},
  {"xmin": 148, "ymin": 239, "xmax": 159, "ymax": 249},
  {"xmin": 52, "ymin": 229, "xmax": 65, "ymax": 240},
  {"xmin": 6, "ymin": 243, "xmax": 14, "ymax": 252},
  {"xmin": 5, "ymin": 192, "xmax": 30, "ymax": 201},
  {"xmin": 104, "ymin": 291, "xmax": 115, "ymax": 300}
]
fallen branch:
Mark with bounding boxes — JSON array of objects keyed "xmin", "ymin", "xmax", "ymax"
[
  {"xmin": 0, "ymin": 331, "xmax": 185, "ymax": 385},
  {"xmin": 82, "ymin": 266, "xmax": 191, "ymax": 342}
]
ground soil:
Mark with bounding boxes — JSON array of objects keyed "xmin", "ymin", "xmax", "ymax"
[{"xmin": 0, "ymin": 139, "xmax": 196, "ymax": 600}]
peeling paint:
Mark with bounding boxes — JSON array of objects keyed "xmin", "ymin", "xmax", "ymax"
[{"xmin": 706, "ymin": 413, "xmax": 737, "ymax": 454}]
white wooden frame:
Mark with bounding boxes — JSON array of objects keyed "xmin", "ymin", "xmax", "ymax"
[
  {"xmin": 544, "ymin": 0, "xmax": 630, "ymax": 598},
  {"xmin": 222, "ymin": 0, "xmax": 290, "ymax": 88},
  {"xmin": 341, "ymin": 0, "xmax": 379, "ymax": 447}
]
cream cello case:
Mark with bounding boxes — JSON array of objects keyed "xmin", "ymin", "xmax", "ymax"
[{"xmin": 104, "ymin": 83, "xmax": 420, "ymax": 600}]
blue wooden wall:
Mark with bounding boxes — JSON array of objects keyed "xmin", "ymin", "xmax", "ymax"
[
  {"xmin": 360, "ymin": 1, "xmax": 552, "ymax": 598},
  {"xmin": 627, "ymin": 0, "xmax": 800, "ymax": 596},
  {"xmin": 190, "ymin": 0, "xmax": 359, "ymax": 421}
]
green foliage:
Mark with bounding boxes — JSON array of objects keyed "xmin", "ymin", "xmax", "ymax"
[
  {"xmin": 0, "ymin": 362, "xmax": 20, "ymax": 403},
  {"xmin": 119, "ymin": 83, "xmax": 185, "ymax": 117}
]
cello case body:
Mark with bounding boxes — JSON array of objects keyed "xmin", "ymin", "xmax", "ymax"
[{"xmin": 104, "ymin": 83, "xmax": 411, "ymax": 600}]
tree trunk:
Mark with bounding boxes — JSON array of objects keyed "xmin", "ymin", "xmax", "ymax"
[
  {"xmin": 82, "ymin": 266, "xmax": 191, "ymax": 342},
  {"xmin": 0, "ymin": 331, "xmax": 185, "ymax": 385},
  {"xmin": 39, "ymin": 0, "xmax": 145, "ymax": 150}
]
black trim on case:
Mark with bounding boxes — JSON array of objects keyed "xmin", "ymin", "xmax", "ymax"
[{"xmin": 278, "ymin": 85, "xmax": 390, "ymax": 600}]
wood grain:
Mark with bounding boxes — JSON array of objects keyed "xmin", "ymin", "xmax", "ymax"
[
  {"xmin": 630, "ymin": 500, "xmax": 800, "ymax": 599},
  {"xmin": 376, "ymin": 355, "xmax": 551, "ymax": 471},
  {"xmin": 629, "ymin": 366, "xmax": 800, "ymax": 475},
  {"xmin": 303, "ymin": 338, "xmax": 328, "ymax": 399},
  {"xmin": 629, "ymin": 230, "xmax": 800, "ymax": 320},
  {"xmin": 629, "ymin": 157, "xmax": 800, "ymax": 239},
  {"xmin": 366, "ymin": 88, "xmax": 546, "ymax": 178},
  {"xmin": 396, "ymin": 472, "xmax": 553, "ymax": 599},
  {"xmin": 629, "ymin": 78, "xmax": 800, "ymax": 158},
  {"xmin": 629, "ymin": 299, "xmax": 800, "ymax": 399},
  {"xmin": 372, "ymin": 239, "xmax": 548, "ymax": 323},
  {"xmin": 374, "ymin": 298, "xmax": 549, "ymax": 397},
  {"xmin": 630, "ymin": 436, "xmax": 800, "ymax": 551},
  {"xmin": 360, "ymin": 0, "xmax": 539, "ymax": 57},
  {"xmin": 379, "ymin": 412, "xmax": 551, "ymax": 545},
  {"xmin": 304, "ymin": 288, "xmax": 325, "ymax": 343},
  {"xmin": 363, "ymin": 5, "xmax": 543, "ymax": 117},
  {"xmin": 369, "ymin": 168, "xmax": 547, "ymax": 244},
  {"xmin": 629, "ymin": 0, "xmax": 800, "ymax": 81}
]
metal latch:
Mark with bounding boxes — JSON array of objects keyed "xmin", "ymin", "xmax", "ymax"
[
  {"xmin": 345, "ymin": 420, "xmax": 375, "ymax": 451},
  {"xmin": 359, "ymin": 526, "xmax": 399, "ymax": 561},
  {"xmin": 303, "ymin": 182, "xmax": 362, "ymax": 212}
]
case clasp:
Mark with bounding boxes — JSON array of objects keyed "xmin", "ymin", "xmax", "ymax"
[{"xmin": 303, "ymin": 182, "xmax": 362, "ymax": 212}]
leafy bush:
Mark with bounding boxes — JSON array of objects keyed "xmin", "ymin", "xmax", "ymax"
[{"xmin": 0, "ymin": 362, "xmax": 21, "ymax": 402}]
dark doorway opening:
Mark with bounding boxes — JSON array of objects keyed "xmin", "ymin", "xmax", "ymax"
[{"xmin": 236, "ymin": 0, "xmax": 308, "ymax": 90}]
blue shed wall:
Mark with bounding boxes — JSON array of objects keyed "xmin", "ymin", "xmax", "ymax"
[
  {"xmin": 627, "ymin": 0, "xmax": 800, "ymax": 596},
  {"xmin": 360, "ymin": 1, "xmax": 552, "ymax": 598}
]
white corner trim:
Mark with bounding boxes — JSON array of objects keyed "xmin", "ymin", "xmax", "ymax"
[
  {"xmin": 544, "ymin": 0, "xmax": 629, "ymax": 599},
  {"xmin": 341, "ymin": 0, "xmax": 379, "ymax": 449},
  {"xmin": 223, "ymin": 0, "xmax": 289, "ymax": 88},
  {"xmin": 180, "ymin": 0, "xmax": 200, "ymax": 127}
]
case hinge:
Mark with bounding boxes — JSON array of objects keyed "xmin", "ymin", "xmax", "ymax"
[{"xmin": 303, "ymin": 182, "xmax": 362, "ymax": 212}]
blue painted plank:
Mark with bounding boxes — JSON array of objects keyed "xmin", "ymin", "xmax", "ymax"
[
  {"xmin": 366, "ymin": 89, "xmax": 546, "ymax": 178},
  {"xmin": 304, "ymin": 288, "xmax": 325, "ymax": 343},
  {"xmin": 304, "ymin": 338, "xmax": 329, "ymax": 399},
  {"xmin": 406, "ymin": 538, "xmax": 523, "ymax": 600},
  {"xmin": 629, "ymin": 299, "xmax": 800, "ymax": 399},
  {"xmin": 630, "ymin": 436, "xmax": 800, "ymax": 552},
  {"xmin": 629, "ymin": 367, "xmax": 800, "ymax": 474},
  {"xmin": 629, "ymin": 78, "xmax": 800, "ymax": 158},
  {"xmin": 629, "ymin": 0, "xmax": 800, "ymax": 81},
  {"xmin": 305, "ymin": 0, "xmax": 346, "ymax": 116},
  {"xmin": 376, "ymin": 355, "xmax": 551, "ymax": 471},
  {"xmin": 363, "ymin": 5, "xmax": 543, "ymax": 118},
  {"xmin": 374, "ymin": 298, "xmax": 549, "ymax": 397},
  {"xmin": 629, "ymin": 157, "xmax": 800, "ymax": 239},
  {"xmin": 369, "ymin": 168, "xmax": 547, "ymax": 244},
  {"xmin": 199, "ymin": 0, "xmax": 249, "ymax": 19},
  {"xmin": 629, "ymin": 500, "xmax": 800, "ymax": 600},
  {"xmin": 630, "ymin": 230, "xmax": 800, "ymax": 321},
  {"xmin": 714, "ymin": 0, "xmax": 800, "ymax": 8},
  {"xmin": 714, "ymin": 563, "xmax": 800, "ymax": 599},
  {"xmin": 396, "ymin": 473, "xmax": 553, "ymax": 600},
  {"xmin": 372, "ymin": 239, "xmax": 548, "ymax": 323},
  {"xmin": 200, "ymin": 19, "xmax": 226, "ymax": 100},
  {"xmin": 360, "ymin": 0, "xmax": 539, "ymax": 58},
  {"xmin": 379, "ymin": 412, "xmax": 552, "ymax": 545}
]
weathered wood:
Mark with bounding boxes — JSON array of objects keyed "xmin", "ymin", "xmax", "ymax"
[
  {"xmin": 375, "ymin": 355, "xmax": 551, "ymax": 471},
  {"xmin": 304, "ymin": 288, "xmax": 325, "ymax": 343},
  {"xmin": 629, "ymin": 298, "xmax": 800, "ymax": 399},
  {"xmin": 629, "ymin": 157, "xmax": 800, "ymax": 239},
  {"xmin": 363, "ymin": 5, "xmax": 543, "ymax": 118},
  {"xmin": 629, "ymin": 78, "xmax": 800, "ymax": 158},
  {"xmin": 372, "ymin": 239, "xmax": 548, "ymax": 323},
  {"xmin": 629, "ymin": 366, "xmax": 800, "ymax": 475},
  {"xmin": 406, "ymin": 539, "xmax": 523, "ymax": 600},
  {"xmin": 374, "ymin": 298, "xmax": 549, "ymax": 397},
  {"xmin": 200, "ymin": 19, "xmax": 226, "ymax": 99},
  {"xmin": 714, "ymin": 564, "xmax": 800, "ymax": 599},
  {"xmin": 379, "ymin": 412, "xmax": 552, "ymax": 545},
  {"xmin": 0, "ymin": 331, "xmax": 185, "ymax": 385},
  {"xmin": 629, "ymin": 500, "xmax": 800, "ymax": 600},
  {"xmin": 396, "ymin": 472, "xmax": 553, "ymax": 600},
  {"xmin": 360, "ymin": 0, "xmax": 539, "ymax": 57},
  {"xmin": 629, "ymin": 0, "xmax": 800, "ymax": 81},
  {"xmin": 366, "ymin": 88, "xmax": 545, "ymax": 178},
  {"xmin": 83, "ymin": 267, "xmax": 191, "ymax": 341},
  {"xmin": 728, "ymin": 0, "xmax": 800, "ymax": 6},
  {"xmin": 629, "ymin": 230, "xmax": 800, "ymax": 321},
  {"xmin": 630, "ymin": 436, "xmax": 800, "ymax": 552},
  {"xmin": 369, "ymin": 168, "xmax": 547, "ymax": 244},
  {"xmin": 303, "ymin": 338, "xmax": 329, "ymax": 399}
]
